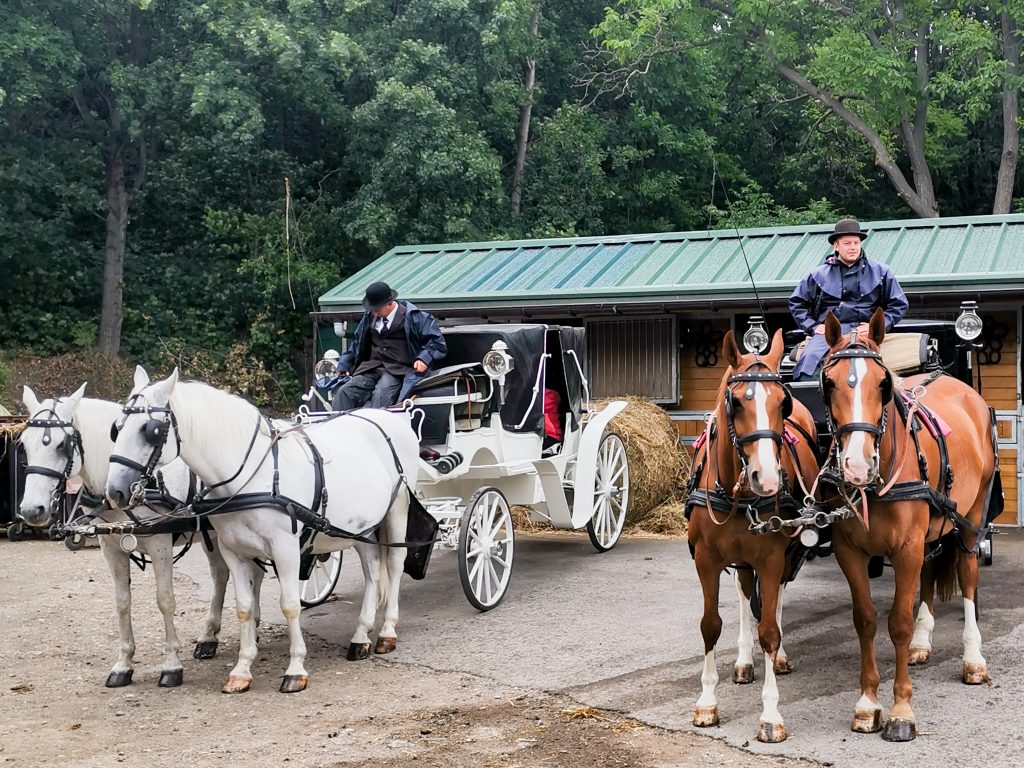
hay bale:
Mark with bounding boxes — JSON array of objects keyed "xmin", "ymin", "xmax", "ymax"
[{"xmin": 596, "ymin": 396, "xmax": 691, "ymax": 531}]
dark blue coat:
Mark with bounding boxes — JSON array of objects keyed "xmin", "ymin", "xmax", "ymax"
[
  {"xmin": 788, "ymin": 252, "xmax": 909, "ymax": 378},
  {"xmin": 339, "ymin": 300, "xmax": 447, "ymax": 401}
]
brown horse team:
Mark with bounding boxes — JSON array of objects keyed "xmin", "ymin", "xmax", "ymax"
[{"xmin": 686, "ymin": 309, "xmax": 1000, "ymax": 744}]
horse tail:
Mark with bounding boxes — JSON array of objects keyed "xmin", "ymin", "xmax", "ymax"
[{"xmin": 932, "ymin": 535, "xmax": 960, "ymax": 603}]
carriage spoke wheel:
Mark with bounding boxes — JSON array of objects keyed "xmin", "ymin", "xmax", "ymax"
[
  {"xmin": 300, "ymin": 551, "xmax": 343, "ymax": 608},
  {"xmin": 458, "ymin": 487, "xmax": 515, "ymax": 611},
  {"xmin": 587, "ymin": 433, "xmax": 630, "ymax": 552}
]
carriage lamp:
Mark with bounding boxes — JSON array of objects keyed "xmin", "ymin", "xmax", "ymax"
[
  {"xmin": 955, "ymin": 301, "xmax": 983, "ymax": 342},
  {"xmin": 482, "ymin": 341, "xmax": 515, "ymax": 382},
  {"xmin": 742, "ymin": 316, "xmax": 769, "ymax": 354},
  {"xmin": 314, "ymin": 349, "xmax": 339, "ymax": 378}
]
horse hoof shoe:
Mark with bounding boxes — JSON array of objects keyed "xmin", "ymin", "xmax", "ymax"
[
  {"xmin": 774, "ymin": 657, "xmax": 793, "ymax": 675},
  {"xmin": 733, "ymin": 664, "xmax": 755, "ymax": 684},
  {"xmin": 851, "ymin": 710, "xmax": 882, "ymax": 733},
  {"xmin": 280, "ymin": 674, "xmax": 308, "ymax": 694},
  {"xmin": 193, "ymin": 641, "xmax": 218, "ymax": 660},
  {"xmin": 346, "ymin": 642, "xmax": 371, "ymax": 661},
  {"xmin": 222, "ymin": 675, "xmax": 251, "ymax": 694},
  {"xmin": 962, "ymin": 663, "xmax": 991, "ymax": 685},
  {"xmin": 693, "ymin": 706, "xmax": 719, "ymax": 727},
  {"xmin": 374, "ymin": 637, "xmax": 397, "ymax": 655},
  {"xmin": 757, "ymin": 721, "xmax": 787, "ymax": 743},
  {"xmin": 158, "ymin": 669, "xmax": 183, "ymax": 688},
  {"xmin": 908, "ymin": 647, "xmax": 930, "ymax": 665},
  {"xmin": 881, "ymin": 718, "xmax": 916, "ymax": 742},
  {"xmin": 105, "ymin": 670, "xmax": 133, "ymax": 688}
]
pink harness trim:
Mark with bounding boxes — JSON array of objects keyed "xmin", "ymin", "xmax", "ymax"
[{"xmin": 899, "ymin": 393, "xmax": 952, "ymax": 438}]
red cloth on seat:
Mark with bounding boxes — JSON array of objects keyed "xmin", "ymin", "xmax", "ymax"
[{"xmin": 544, "ymin": 389, "xmax": 563, "ymax": 442}]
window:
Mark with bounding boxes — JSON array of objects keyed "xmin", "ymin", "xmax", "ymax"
[{"xmin": 586, "ymin": 317, "xmax": 678, "ymax": 403}]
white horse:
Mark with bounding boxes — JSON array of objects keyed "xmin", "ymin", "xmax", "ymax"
[
  {"xmin": 105, "ymin": 367, "xmax": 420, "ymax": 694},
  {"xmin": 19, "ymin": 384, "xmax": 236, "ymax": 687}
]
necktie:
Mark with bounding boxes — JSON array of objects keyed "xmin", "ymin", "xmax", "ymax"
[{"xmin": 380, "ymin": 318, "xmax": 389, "ymax": 333}]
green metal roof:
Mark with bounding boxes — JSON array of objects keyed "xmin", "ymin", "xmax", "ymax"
[{"xmin": 319, "ymin": 214, "xmax": 1024, "ymax": 316}]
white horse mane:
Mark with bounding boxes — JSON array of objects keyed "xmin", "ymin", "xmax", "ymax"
[{"xmin": 167, "ymin": 380, "xmax": 273, "ymax": 449}]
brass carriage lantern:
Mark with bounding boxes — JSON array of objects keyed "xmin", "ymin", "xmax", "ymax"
[
  {"xmin": 742, "ymin": 315, "xmax": 769, "ymax": 354},
  {"xmin": 955, "ymin": 301, "xmax": 983, "ymax": 342}
]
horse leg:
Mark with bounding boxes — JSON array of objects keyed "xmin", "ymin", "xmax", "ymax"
[
  {"xmin": 834, "ymin": 537, "xmax": 882, "ymax": 733},
  {"xmin": 194, "ymin": 540, "xmax": 229, "ymax": 659},
  {"xmin": 99, "ymin": 538, "xmax": 136, "ymax": 688},
  {"xmin": 733, "ymin": 570, "xmax": 756, "ymax": 684},
  {"xmin": 148, "ymin": 538, "xmax": 184, "ymax": 687},
  {"xmin": 774, "ymin": 581, "xmax": 792, "ymax": 675},
  {"xmin": 270, "ymin": 541, "xmax": 308, "ymax": 693},
  {"xmin": 957, "ymin": 531, "xmax": 990, "ymax": 684},
  {"xmin": 347, "ymin": 542, "xmax": 379, "ymax": 661},
  {"xmin": 881, "ymin": 545, "xmax": 925, "ymax": 742},
  {"xmin": 909, "ymin": 559, "xmax": 935, "ymax": 666},
  {"xmin": 692, "ymin": 552, "xmax": 723, "ymax": 727},
  {"xmin": 220, "ymin": 551, "xmax": 261, "ymax": 694},
  {"xmin": 755, "ymin": 557, "xmax": 788, "ymax": 743},
  {"xmin": 253, "ymin": 564, "xmax": 265, "ymax": 645},
  {"xmin": 375, "ymin": 499, "xmax": 408, "ymax": 655}
]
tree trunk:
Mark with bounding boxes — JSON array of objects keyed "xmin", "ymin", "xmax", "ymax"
[
  {"xmin": 511, "ymin": 4, "xmax": 541, "ymax": 217},
  {"xmin": 775, "ymin": 63, "xmax": 939, "ymax": 217},
  {"xmin": 995, "ymin": 11, "xmax": 1021, "ymax": 214},
  {"xmin": 98, "ymin": 142, "xmax": 129, "ymax": 358}
]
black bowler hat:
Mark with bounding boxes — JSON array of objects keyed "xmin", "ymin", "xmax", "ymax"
[
  {"xmin": 362, "ymin": 281, "xmax": 398, "ymax": 311},
  {"xmin": 827, "ymin": 218, "xmax": 868, "ymax": 244}
]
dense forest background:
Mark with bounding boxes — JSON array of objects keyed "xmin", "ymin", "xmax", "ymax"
[{"xmin": 2, "ymin": 1, "xmax": 1022, "ymax": 406}]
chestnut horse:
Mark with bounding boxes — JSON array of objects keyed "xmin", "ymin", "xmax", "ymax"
[
  {"xmin": 686, "ymin": 329, "xmax": 819, "ymax": 743},
  {"xmin": 821, "ymin": 308, "xmax": 999, "ymax": 742}
]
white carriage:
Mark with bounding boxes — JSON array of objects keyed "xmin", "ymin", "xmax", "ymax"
[{"xmin": 303, "ymin": 323, "xmax": 630, "ymax": 611}]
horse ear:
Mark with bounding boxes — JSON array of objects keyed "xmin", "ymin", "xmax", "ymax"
[
  {"xmin": 66, "ymin": 382, "xmax": 87, "ymax": 411},
  {"xmin": 767, "ymin": 328, "xmax": 784, "ymax": 364},
  {"xmin": 824, "ymin": 312, "xmax": 843, "ymax": 347},
  {"xmin": 723, "ymin": 330, "xmax": 742, "ymax": 368},
  {"xmin": 22, "ymin": 386, "xmax": 41, "ymax": 416},
  {"xmin": 133, "ymin": 365, "xmax": 150, "ymax": 391},
  {"xmin": 868, "ymin": 307, "xmax": 886, "ymax": 346}
]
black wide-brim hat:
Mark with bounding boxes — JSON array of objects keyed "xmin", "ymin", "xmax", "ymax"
[
  {"xmin": 362, "ymin": 281, "xmax": 398, "ymax": 311},
  {"xmin": 828, "ymin": 218, "xmax": 868, "ymax": 244}
]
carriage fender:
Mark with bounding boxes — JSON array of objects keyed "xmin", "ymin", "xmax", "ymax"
[{"xmin": 570, "ymin": 400, "xmax": 628, "ymax": 529}]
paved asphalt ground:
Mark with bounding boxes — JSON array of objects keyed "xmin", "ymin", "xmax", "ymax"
[{"xmin": 179, "ymin": 528, "xmax": 1024, "ymax": 767}]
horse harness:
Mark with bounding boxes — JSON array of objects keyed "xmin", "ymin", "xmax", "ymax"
[{"xmin": 819, "ymin": 345, "xmax": 993, "ymax": 556}]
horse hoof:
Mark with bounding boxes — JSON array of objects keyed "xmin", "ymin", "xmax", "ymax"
[
  {"xmin": 193, "ymin": 641, "xmax": 218, "ymax": 660},
  {"xmin": 908, "ymin": 646, "xmax": 930, "ymax": 665},
  {"xmin": 881, "ymin": 717, "xmax": 916, "ymax": 742},
  {"xmin": 374, "ymin": 636, "xmax": 397, "ymax": 655},
  {"xmin": 693, "ymin": 706, "xmax": 719, "ymax": 727},
  {"xmin": 757, "ymin": 721, "xmax": 787, "ymax": 743},
  {"xmin": 963, "ymin": 663, "xmax": 991, "ymax": 685},
  {"xmin": 158, "ymin": 669, "xmax": 183, "ymax": 688},
  {"xmin": 733, "ymin": 664, "xmax": 755, "ymax": 684},
  {"xmin": 221, "ymin": 675, "xmax": 251, "ymax": 694},
  {"xmin": 851, "ymin": 709, "xmax": 882, "ymax": 733},
  {"xmin": 346, "ymin": 642, "xmax": 371, "ymax": 661},
  {"xmin": 280, "ymin": 674, "xmax": 308, "ymax": 694},
  {"xmin": 105, "ymin": 670, "xmax": 133, "ymax": 688},
  {"xmin": 774, "ymin": 657, "xmax": 793, "ymax": 675}
]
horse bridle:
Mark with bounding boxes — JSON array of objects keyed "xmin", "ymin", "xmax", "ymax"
[
  {"xmin": 723, "ymin": 361, "xmax": 793, "ymax": 470},
  {"xmin": 819, "ymin": 346, "xmax": 894, "ymax": 454},
  {"xmin": 109, "ymin": 392, "xmax": 182, "ymax": 503},
  {"xmin": 22, "ymin": 400, "xmax": 85, "ymax": 512}
]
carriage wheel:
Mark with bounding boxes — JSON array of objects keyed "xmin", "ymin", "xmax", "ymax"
[
  {"xmin": 458, "ymin": 487, "xmax": 515, "ymax": 611},
  {"xmin": 6, "ymin": 522, "xmax": 24, "ymax": 542},
  {"xmin": 586, "ymin": 433, "xmax": 630, "ymax": 552},
  {"xmin": 300, "ymin": 551, "xmax": 343, "ymax": 608}
]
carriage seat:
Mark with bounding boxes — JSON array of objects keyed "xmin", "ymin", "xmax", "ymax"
[
  {"xmin": 788, "ymin": 332, "xmax": 931, "ymax": 374},
  {"xmin": 410, "ymin": 363, "xmax": 494, "ymax": 444},
  {"xmin": 408, "ymin": 363, "xmax": 482, "ymax": 396}
]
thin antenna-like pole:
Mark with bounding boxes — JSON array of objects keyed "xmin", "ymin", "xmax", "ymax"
[{"xmin": 285, "ymin": 176, "xmax": 296, "ymax": 310}]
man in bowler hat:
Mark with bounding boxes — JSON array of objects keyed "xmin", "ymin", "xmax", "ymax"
[
  {"xmin": 332, "ymin": 282, "xmax": 447, "ymax": 410},
  {"xmin": 789, "ymin": 218, "xmax": 909, "ymax": 380}
]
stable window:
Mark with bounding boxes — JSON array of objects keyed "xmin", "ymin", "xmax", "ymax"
[{"xmin": 586, "ymin": 317, "xmax": 678, "ymax": 404}]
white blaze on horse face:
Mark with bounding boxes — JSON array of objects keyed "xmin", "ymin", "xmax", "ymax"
[
  {"xmin": 751, "ymin": 383, "xmax": 780, "ymax": 495},
  {"xmin": 841, "ymin": 358, "xmax": 874, "ymax": 484}
]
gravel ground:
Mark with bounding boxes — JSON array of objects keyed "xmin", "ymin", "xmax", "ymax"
[{"xmin": 0, "ymin": 539, "xmax": 797, "ymax": 768}]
